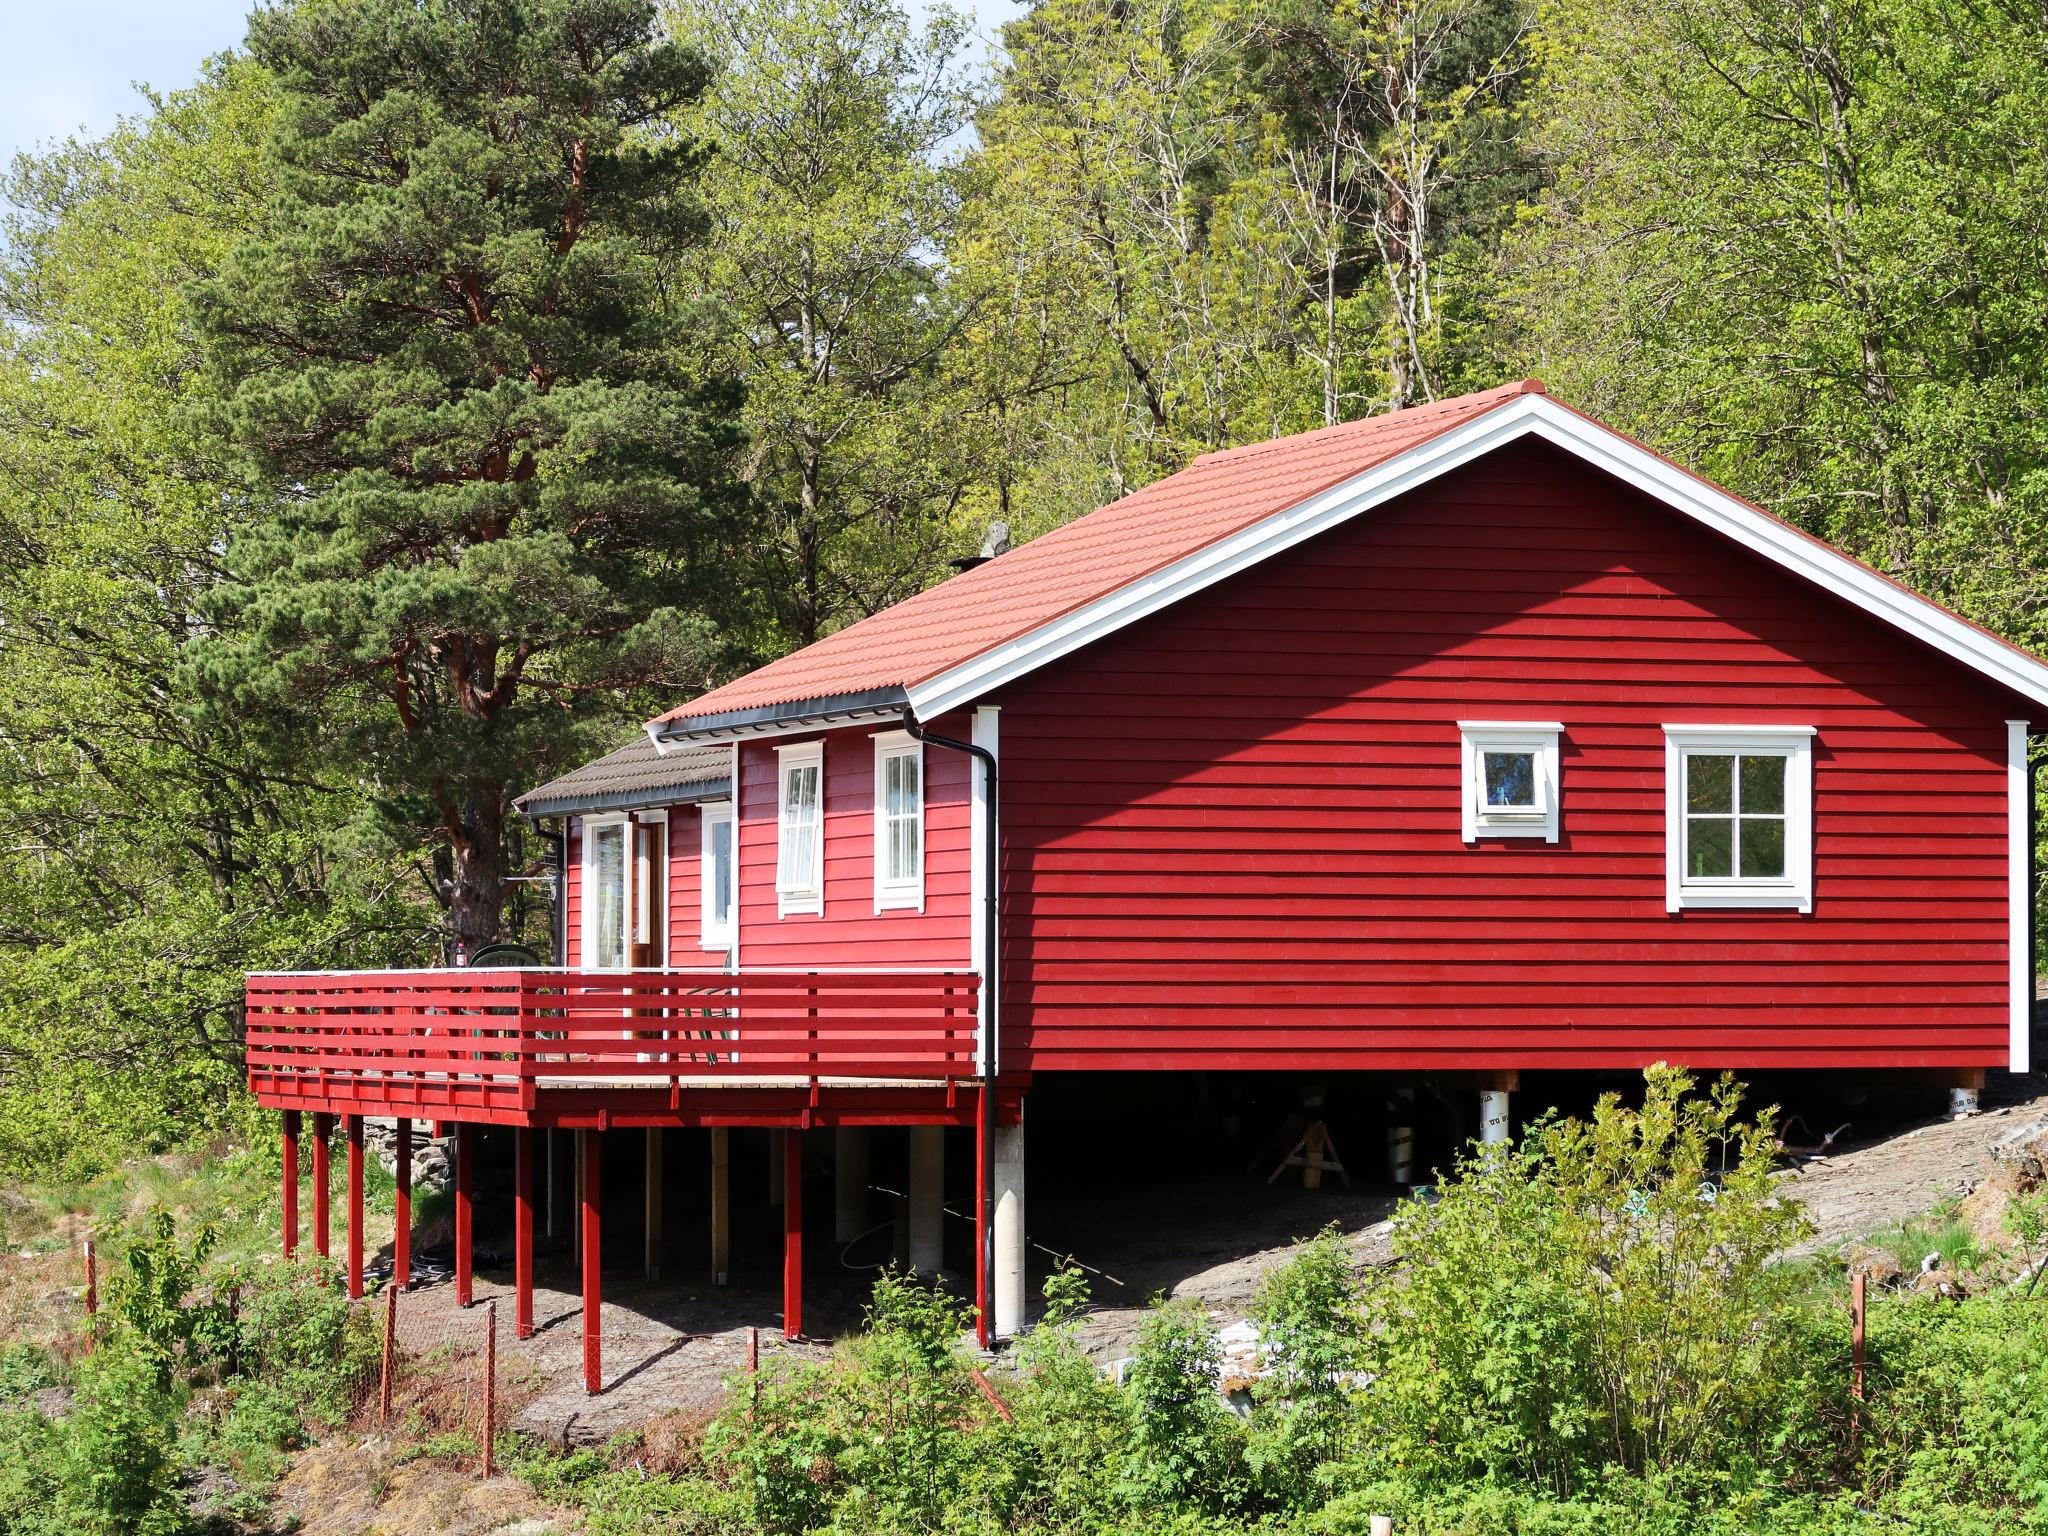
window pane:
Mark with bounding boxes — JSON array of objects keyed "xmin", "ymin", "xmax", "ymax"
[
  {"xmin": 590, "ymin": 824, "xmax": 626, "ymax": 968},
  {"xmin": 1686, "ymin": 754, "xmax": 1733, "ymax": 813},
  {"xmin": 1483, "ymin": 750, "xmax": 1537, "ymax": 808},
  {"xmin": 1739, "ymin": 817, "xmax": 1786, "ymax": 878},
  {"xmin": 709, "ymin": 818, "xmax": 733, "ymax": 928},
  {"xmin": 1739, "ymin": 754, "xmax": 1785, "ymax": 814},
  {"xmin": 779, "ymin": 764, "xmax": 820, "ymax": 893},
  {"xmin": 1687, "ymin": 817, "xmax": 1733, "ymax": 878}
]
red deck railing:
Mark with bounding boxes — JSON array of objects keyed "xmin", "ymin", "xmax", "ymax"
[{"xmin": 244, "ymin": 968, "xmax": 981, "ymax": 1115}]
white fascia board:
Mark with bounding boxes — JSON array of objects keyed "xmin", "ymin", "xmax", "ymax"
[
  {"xmin": 2010, "ymin": 720, "xmax": 2032, "ymax": 1074},
  {"xmin": 904, "ymin": 394, "xmax": 2048, "ymax": 719}
]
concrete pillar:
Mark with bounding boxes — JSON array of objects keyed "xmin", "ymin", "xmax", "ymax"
[
  {"xmin": 1479, "ymin": 1090, "xmax": 1511, "ymax": 1146},
  {"xmin": 908, "ymin": 1125, "xmax": 945, "ymax": 1274},
  {"xmin": 834, "ymin": 1127, "xmax": 870, "ymax": 1243},
  {"xmin": 993, "ymin": 1117, "xmax": 1026, "ymax": 1340},
  {"xmin": 644, "ymin": 1128, "xmax": 664, "ymax": 1283},
  {"xmin": 709, "ymin": 1128, "xmax": 731, "ymax": 1287},
  {"xmin": 1950, "ymin": 1084, "xmax": 1983, "ymax": 1118}
]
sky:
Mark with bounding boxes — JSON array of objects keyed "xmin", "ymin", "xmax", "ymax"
[{"xmin": 1, "ymin": 0, "xmax": 1025, "ymax": 174}]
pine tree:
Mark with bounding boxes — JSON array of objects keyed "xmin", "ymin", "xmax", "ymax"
[{"xmin": 186, "ymin": 0, "xmax": 741, "ymax": 953}]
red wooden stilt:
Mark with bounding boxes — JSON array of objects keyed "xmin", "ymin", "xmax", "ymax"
[
  {"xmin": 281, "ymin": 1110, "xmax": 301, "ymax": 1260},
  {"xmin": 514, "ymin": 1127, "xmax": 535, "ymax": 1340},
  {"xmin": 581, "ymin": 1128, "xmax": 602, "ymax": 1395},
  {"xmin": 782, "ymin": 1129, "xmax": 803, "ymax": 1341},
  {"xmin": 454, "ymin": 1122, "xmax": 475, "ymax": 1307},
  {"xmin": 311, "ymin": 1113, "xmax": 333, "ymax": 1259},
  {"xmin": 394, "ymin": 1117, "xmax": 413, "ymax": 1292},
  {"xmin": 974, "ymin": 1099, "xmax": 991, "ymax": 1349},
  {"xmin": 346, "ymin": 1115, "xmax": 365, "ymax": 1299}
]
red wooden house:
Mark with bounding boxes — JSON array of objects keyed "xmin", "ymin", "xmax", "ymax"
[{"xmin": 246, "ymin": 380, "xmax": 2044, "ymax": 1389}]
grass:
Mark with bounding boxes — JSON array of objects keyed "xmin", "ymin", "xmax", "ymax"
[{"xmin": 1864, "ymin": 1196, "xmax": 1985, "ymax": 1279}]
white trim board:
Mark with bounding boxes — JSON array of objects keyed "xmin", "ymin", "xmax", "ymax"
[
  {"xmin": 903, "ymin": 394, "xmax": 2048, "ymax": 720},
  {"xmin": 2010, "ymin": 721, "xmax": 2032, "ymax": 1074},
  {"xmin": 971, "ymin": 706, "xmax": 999, "ymax": 1077}
]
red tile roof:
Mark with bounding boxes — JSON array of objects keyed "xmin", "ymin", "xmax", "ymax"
[{"xmin": 656, "ymin": 380, "xmax": 1549, "ymax": 728}]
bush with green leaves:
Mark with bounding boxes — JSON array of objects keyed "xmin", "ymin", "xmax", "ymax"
[
  {"xmin": 1353, "ymin": 1066, "xmax": 1816, "ymax": 1496},
  {"xmin": 1247, "ymin": 1227, "xmax": 1367, "ymax": 1504},
  {"xmin": 1115, "ymin": 1299, "xmax": 1250, "ymax": 1516}
]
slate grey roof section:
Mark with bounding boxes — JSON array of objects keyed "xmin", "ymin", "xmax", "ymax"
[{"xmin": 515, "ymin": 737, "xmax": 731, "ymax": 818}]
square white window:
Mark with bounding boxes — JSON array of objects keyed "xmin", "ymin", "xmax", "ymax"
[
  {"xmin": 700, "ymin": 801, "xmax": 735, "ymax": 948},
  {"xmin": 775, "ymin": 741, "xmax": 824, "ymax": 916},
  {"xmin": 1663, "ymin": 725, "xmax": 1814, "ymax": 912},
  {"xmin": 872, "ymin": 732, "xmax": 924, "ymax": 911},
  {"xmin": 1458, "ymin": 722, "xmax": 1563, "ymax": 842}
]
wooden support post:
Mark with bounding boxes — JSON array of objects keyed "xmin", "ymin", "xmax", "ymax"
[
  {"xmin": 454, "ymin": 1122, "xmax": 475, "ymax": 1307},
  {"xmin": 709, "ymin": 1127, "xmax": 731, "ymax": 1287},
  {"xmin": 573, "ymin": 1130, "xmax": 585, "ymax": 1264},
  {"xmin": 346, "ymin": 1115, "xmax": 366, "ymax": 1300},
  {"xmin": 281, "ymin": 1109, "xmax": 301, "ymax": 1259},
  {"xmin": 312, "ymin": 1113, "xmax": 333, "ymax": 1259},
  {"xmin": 581, "ymin": 1127, "xmax": 602, "ymax": 1395},
  {"xmin": 782, "ymin": 1129, "xmax": 803, "ymax": 1340},
  {"xmin": 514, "ymin": 1127, "xmax": 536, "ymax": 1339},
  {"xmin": 644, "ymin": 1127, "xmax": 664, "ymax": 1284},
  {"xmin": 545, "ymin": 1128, "xmax": 562, "ymax": 1241},
  {"xmin": 394, "ymin": 1117, "xmax": 413, "ymax": 1291},
  {"xmin": 907, "ymin": 1126, "xmax": 944, "ymax": 1274}
]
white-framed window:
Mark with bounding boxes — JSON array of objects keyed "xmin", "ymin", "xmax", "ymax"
[
  {"xmin": 700, "ymin": 801, "xmax": 735, "ymax": 949},
  {"xmin": 1458, "ymin": 721, "xmax": 1564, "ymax": 843},
  {"xmin": 872, "ymin": 731, "xmax": 925, "ymax": 911},
  {"xmin": 775, "ymin": 741, "xmax": 825, "ymax": 916},
  {"xmin": 579, "ymin": 810, "xmax": 666, "ymax": 968},
  {"xmin": 1663, "ymin": 725, "xmax": 1815, "ymax": 912}
]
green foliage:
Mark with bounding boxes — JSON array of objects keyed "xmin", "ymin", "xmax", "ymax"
[
  {"xmin": 1353, "ymin": 1067, "xmax": 1814, "ymax": 1495},
  {"xmin": 1116, "ymin": 1300, "xmax": 1249, "ymax": 1514},
  {"xmin": 1247, "ymin": 1227, "xmax": 1366, "ymax": 1502},
  {"xmin": 52, "ymin": 1341, "xmax": 187, "ymax": 1536},
  {"xmin": 102, "ymin": 1211, "xmax": 229, "ymax": 1387},
  {"xmin": 186, "ymin": 0, "xmax": 744, "ymax": 952}
]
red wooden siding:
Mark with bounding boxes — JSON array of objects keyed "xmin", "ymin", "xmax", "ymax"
[
  {"xmin": 735, "ymin": 715, "xmax": 975, "ymax": 969},
  {"xmin": 992, "ymin": 440, "xmax": 2026, "ymax": 1073},
  {"xmin": 564, "ymin": 824, "xmax": 582, "ymax": 967}
]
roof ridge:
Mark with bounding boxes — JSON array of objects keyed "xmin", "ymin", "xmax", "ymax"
[{"xmin": 1186, "ymin": 379, "xmax": 1545, "ymax": 469}]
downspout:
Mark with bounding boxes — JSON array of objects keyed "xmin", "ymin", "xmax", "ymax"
[
  {"xmin": 534, "ymin": 820, "xmax": 568, "ymax": 964},
  {"xmin": 900, "ymin": 708, "xmax": 998, "ymax": 1341}
]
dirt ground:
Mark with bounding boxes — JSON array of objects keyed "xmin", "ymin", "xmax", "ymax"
[{"xmin": 367, "ymin": 1070, "xmax": 2048, "ymax": 1444}]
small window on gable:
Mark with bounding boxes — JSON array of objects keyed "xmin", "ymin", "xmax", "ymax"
[
  {"xmin": 872, "ymin": 731, "xmax": 924, "ymax": 911},
  {"xmin": 1663, "ymin": 725, "xmax": 1814, "ymax": 912},
  {"xmin": 775, "ymin": 741, "xmax": 824, "ymax": 917},
  {"xmin": 1458, "ymin": 722, "xmax": 1563, "ymax": 843}
]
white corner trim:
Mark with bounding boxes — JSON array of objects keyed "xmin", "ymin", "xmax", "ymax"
[
  {"xmin": 2009, "ymin": 720, "xmax": 2032, "ymax": 1074},
  {"xmin": 871, "ymin": 729, "xmax": 925, "ymax": 913},
  {"xmin": 1662, "ymin": 725, "xmax": 1814, "ymax": 914},
  {"xmin": 773, "ymin": 739, "xmax": 824, "ymax": 918},
  {"xmin": 1457, "ymin": 721, "xmax": 1563, "ymax": 843},
  {"xmin": 971, "ymin": 706, "xmax": 999, "ymax": 1076},
  {"xmin": 902, "ymin": 394, "xmax": 2048, "ymax": 720},
  {"xmin": 728, "ymin": 742, "xmax": 741, "ymax": 972}
]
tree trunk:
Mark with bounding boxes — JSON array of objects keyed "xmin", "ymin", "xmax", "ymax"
[{"xmin": 448, "ymin": 792, "xmax": 508, "ymax": 958}]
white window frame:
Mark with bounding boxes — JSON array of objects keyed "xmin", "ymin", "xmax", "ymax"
[
  {"xmin": 700, "ymin": 800, "xmax": 736, "ymax": 950},
  {"xmin": 578, "ymin": 813, "xmax": 633, "ymax": 971},
  {"xmin": 872, "ymin": 730, "xmax": 925, "ymax": 912},
  {"xmin": 775, "ymin": 740, "xmax": 825, "ymax": 917},
  {"xmin": 1663, "ymin": 725, "xmax": 1815, "ymax": 913},
  {"xmin": 1458, "ymin": 721, "xmax": 1563, "ymax": 843}
]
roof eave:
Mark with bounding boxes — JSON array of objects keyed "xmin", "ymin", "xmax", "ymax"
[
  {"xmin": 648, "ymin": 686, "xmax": 913, "ymax": 745},
  {"xmin": 515, "ymin": 775, "xmax": 734, "ymax": 819}
]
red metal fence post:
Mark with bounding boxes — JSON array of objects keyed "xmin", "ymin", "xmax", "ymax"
[
  {"xmin": 379, "ymin": 1282, "xmax": 397, "ymax": 1421},
  {"xmin": 783, "ymin": 1128, "xmax": 804, "ymax": 1340},
  {"xmin": 81, "ymin": 1235, "xmax": 96, "ymax": 1353},
  {"xmin": 454, "ymin": 1122, "xmax": 475, "ymax": 1307},
  {"xmin": 482, "ymin": 1299, "xmax": 497, "ymax": 1480},
  {"xmin": 281, "ymin": 1109, "xmax": 300, "ymax": 1260}
]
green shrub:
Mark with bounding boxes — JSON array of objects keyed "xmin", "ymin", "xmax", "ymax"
[
  {"xmin": 54, "ymin": 1339, "xmax": 186, "ymax": 1536},
  {"xmin": 1247, "ymin": 1228, "xmax": 1367, "ymax": 1505},
  {"xmin": 1353, "ymin": 1065, "xmax": 1814, "ymax": 1496},
  {"xmin": 1116, "ymin": 1299, "xmax": 1248, "ymax": 1515}
]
